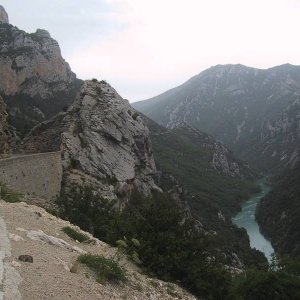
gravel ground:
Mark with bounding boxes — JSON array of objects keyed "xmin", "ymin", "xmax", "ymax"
[{"xmin": 0, "ymin": 200, "xmax": 198, "ymax": 300}]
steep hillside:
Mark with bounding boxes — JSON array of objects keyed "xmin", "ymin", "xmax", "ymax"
[
  {"xmin": 19, "ymin": 80, "xmax": 267, "ymax": 284},
  {"xmin": 0, "ymin": 200, "xmax": 197, "ymax": 300},
  {"xmin": 143, "ymin": 119, "xmax": 257, "ymax": 216},
  {"xmin": 256, "ymin": 163, "xmax": 300, "ymax": 256},
  {"xmin": 0, "ymin": 96, "xmax": 11, "ymax": 158},
  {"xmin": 21, "ymin": 79, "xmax": 160, "ymax": 205},
  {"xmin": 0, "ymin": 6, "xmax": 82, "ymax": 134},
  {"xmin": 133, "ymin": 64, "xmax": 300, "ymax": 172},
  {"xmin": 139, "ymin": 116, "xmax": 265, "ymax": 268}
]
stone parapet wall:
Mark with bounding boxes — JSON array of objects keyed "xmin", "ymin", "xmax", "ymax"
[{"xmin": 0, "ymin": 152, "xmax": 62, "ymax": 200}]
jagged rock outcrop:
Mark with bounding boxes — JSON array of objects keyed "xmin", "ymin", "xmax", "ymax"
[
  {"xmin": 21, "ymin": 80, "xmax": 160, "ymax": 203},
  {"xmin": 0, "ymin": 8, "xmax": 82, "ymax": 134},
  {"xmin": 133, "ymin": 64, "xmax": 300, "ymax": 172},
  {"xmin": 0, "ymin": 5, "xmax": 9, "ymax": 23},
  {"xmin": 0, "ymin": 96, "xmax": 11, "ymax": 158}
]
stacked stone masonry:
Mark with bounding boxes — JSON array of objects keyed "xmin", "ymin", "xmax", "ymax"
[{"xmin": 0, "ymin": 152, "xmax": 62, "ymax": 200}]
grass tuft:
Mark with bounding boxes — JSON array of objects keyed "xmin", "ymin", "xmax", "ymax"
[
  {"xmin": 78, "ymin": 254, "xmax": 127, "ymax": 284},
  {"xmin": 0, "ymin": 183, "xmax": 23, "ymax": 203},
  {"xmin": 62, "ymin": 226, "xmax": 90, "ymax": 243}
]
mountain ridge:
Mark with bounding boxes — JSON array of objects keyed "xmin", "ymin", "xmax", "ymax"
[{"xmin": 133, "ymin": 63, "xmax": 300, "ymax": 172}]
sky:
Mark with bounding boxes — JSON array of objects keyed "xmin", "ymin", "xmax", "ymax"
[{"xmin": 1, "ymin": 0, "xmax": 300, "ymax": 101}]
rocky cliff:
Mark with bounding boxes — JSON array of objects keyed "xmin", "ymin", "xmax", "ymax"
[
  {"xmin": 0, "ymin": 7, "xmax": 82, "ymax": 134},
  {"xmin": 0, "ymin": 5, "xmax": 9, "ymax": 23},
  {"xmin": 21, "ymin": 80, "xmax": 160, "ymax": 204},
  {"xmin": 133, "ymin": 64, "xmax": 300, "ymax": 172},
  {"xmin": 0, "ymin": 96, "xmax": 11, "ymax": 158}
]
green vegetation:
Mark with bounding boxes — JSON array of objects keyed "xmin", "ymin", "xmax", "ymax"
[
  {"xmin": 114, "ymin": 236, "xmax": 141, "ymax": 264},
  {"xmin": 132, "ymin": 112, "xmax": 139, "ymax": 120},
  {"xmin": 62, "ymin": 226, "xmax": 90, "ymax": 243},
  {"xmin": 256, "ymin": 163, "xmax": 300, "ymax": 256},
  {"xmin": 0, "ymin": 183, "xmax": 23, "ymax": 203},
  {"xmin": 230, "ymin": 259, "xmax": 300, "ymax": 300},
  {"xmin": 78, "ymin": 254, "xmax": 127, "ymax": 284},
  {"xmin": 150, "ymin": 126, "xmax": 259, "ymax": 217},
  {"xmin": 58, "ymin": 186, "xmax": 300, "ymax": 299}
]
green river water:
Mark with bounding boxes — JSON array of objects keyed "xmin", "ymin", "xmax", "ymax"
[{"xmin": 232, "ymin": 180, "xmax": 274, "ymax": 263}]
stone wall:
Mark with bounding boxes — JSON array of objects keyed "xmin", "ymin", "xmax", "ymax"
[{"xmin": 0, "ymin": 152, "xmax": 62, "ymax": 200}]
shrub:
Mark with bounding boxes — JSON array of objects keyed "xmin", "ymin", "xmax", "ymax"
[
  {"xmin": 0, "ymin": 183, "xmax": 23, "ymax": 203},
  {"xmin": 114, "ymin": 236, "xmax": 141, "ymax": 264},
  {"xmin": 230, "ymin": 268, "xmax": 300, "ymax": 300},
  {"xmin": 132, "ymin": 112, "xmax": 139, "ymax": 120},
  {"xmin": 78, "ymin": 254, "xmax": 127, "ymax": 284},
  {"xmin": 62, "ymin": 226, "xmax": 90, "ymax": 243}
]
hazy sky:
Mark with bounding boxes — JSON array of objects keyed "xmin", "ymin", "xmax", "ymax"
[{"xmin": 2, "ymin": 0, "xmax": 300, "ymax": 101}]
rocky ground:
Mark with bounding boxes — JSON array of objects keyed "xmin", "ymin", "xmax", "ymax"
[{"xmin": 0, "ymin": 200, "xmax": 198, "ymax": 300}]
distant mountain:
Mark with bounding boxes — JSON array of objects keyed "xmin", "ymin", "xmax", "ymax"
[
  {"xmin": 256, "ymin": 163, "xmax": 300, "ymax": 257},
  {"xmin": 0, "ymin": 6, "xmax": 82, "ymax": 135},
  {"xmin": 133, "ymin": 64, "xmax": 300, "ymax": 172}
]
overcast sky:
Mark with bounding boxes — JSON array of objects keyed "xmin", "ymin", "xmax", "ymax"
[{"xmin": 2, "ymin": 0, "xmax": 300, "ymax": 101}]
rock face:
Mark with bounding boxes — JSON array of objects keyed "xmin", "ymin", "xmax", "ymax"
[
  {"xmin": 133, "ymin": 64, "xmax": 300, "ymax": 172},
  {"xmin": 0, "ymin": 6, "xmax": 9, "ymax": 23},
  {"xmin": 0, "ymin": 96, "xmax": 11, "ymax": 158},
  {"xmin": 0, "ymin": 13, "xmax": 82, "ymax": 134},
  {"xmin": 21, "ymin": 80, "xmax": 160, "ymax": 203}
]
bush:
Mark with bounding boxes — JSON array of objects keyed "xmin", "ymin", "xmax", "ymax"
[
  {"xmin": 78, "ymin": 254, "xmax": 127, "ymax": 284},
  {"xmin": 114, "ymin": 236, "xmax": 141, "ymax": 264},
  {"xmin": 57, "ymin": 186, "xmax": 120, "ymax": 242},
  {"xmin": 62, "ymin": 226, "xmax": 90, "ymax": 243},
  {"xmin": 230, "ymin": 269, "xmax": 300, "ymax": 300},
  {"xmin": 0, "ymin": 183, "xmax": 23, "ymax": 203}
]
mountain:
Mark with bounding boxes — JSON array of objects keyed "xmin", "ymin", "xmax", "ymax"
[
  {"xmin": 21, "ymin": 79, "xmax": 160, "ymax": 205},
  {"xmin": 0, "ymin": 6, "xmax": 82, "ymax": 135},
  {"xmin": 0, "ymin": 96, "xmax": 11, "ymax": 158},
  {"xmin": 256, "ymin": 163, "xmax": 300, "ymax": 257},
  {"xmin": 20, "ymin": 79, "xmax": 266, "ymax": 271},
  {"xmin": 142, "ymin": 117, "xmax": 257, "ymax": 216},
  {"xmin": 133, "ymin": 64, "xmax": 300, "ymax": 172}
]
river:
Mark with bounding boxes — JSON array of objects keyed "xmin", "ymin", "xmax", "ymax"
[{"xmin": 232, "ymin": 180, "xmax": 274, "ymax": 263}]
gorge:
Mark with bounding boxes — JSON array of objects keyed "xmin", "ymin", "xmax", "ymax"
[
  {"xmin": 1, "ymin": 3, "xmax": 300, "ymax": 300},
  {"xmin": 232, "ymin": 179, "xmax": 274, "ymax": 263}
]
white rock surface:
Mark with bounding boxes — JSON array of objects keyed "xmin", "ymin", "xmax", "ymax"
[
  {"xmin": 0, "ymin": 6, "xmax": 8, "ymax": 23},
  {"xmin": 22, "ymin": 80, "xmax": 161, "ymax": 202}
]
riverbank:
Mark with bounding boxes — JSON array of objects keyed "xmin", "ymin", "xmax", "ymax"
[{"xmin": 232, "ymin": 179, "xmax": 274, "ymax": 263}]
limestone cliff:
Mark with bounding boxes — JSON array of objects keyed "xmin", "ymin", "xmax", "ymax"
[
  {"xmin": 0, "ymin": 96, "xmax": 11, "ymax": 158},
  {"xmin": 21, "ymin": 80, "xmax": 160, "ymax": 203},
  {"xmin": 0, "ymin": 7, "xmax": 82, "ymax": 134},
  {"xmin": 0, "ymin": 5, "xmax": 9, "ymax": 24}
]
